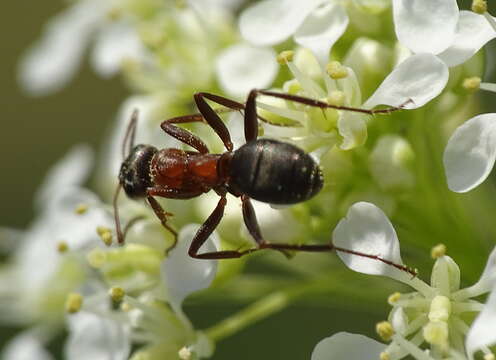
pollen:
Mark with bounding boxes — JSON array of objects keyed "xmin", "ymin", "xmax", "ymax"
[
  {"xmin": 387, "ymin": 292, "xmax": 401, "ymax": 305},
  {"xmin": 430, "ymin": 243, "xmax": 447, "ymax": 259},
  {"xmin": 472, "ymin": 0, "xmax": 487, "ymax": 14},
  {"xmin": 109, "ymin": 286, "xmax": 125, "ymax": 304},
  {"xmin": 463, "ymin": 76, "xmax": 481, "ymax": 92},
  {"xmin": 326, "ymin": 61, "xmax": 348, "ymax": 80},
  {"xmin": 376, "ymin": 321, "xmax": 394, "ymax": 341},
  {"xmin": 74, "ymin": 203, "xmax": 89, "ymax": 215},
  {"xmin": 65, "ymin": 293, "xmax": 83, "ymax": 314},
  {"xmin": 97, "ymin": 226, "xmax": 113, "ymax": 246},
  {"xmin": 380, "ymin": 351, "xmax": 391, "ymax": 360},
  {"xmin": 57, "ymin": 241, "xmax": 69, "ymax": 253},
  {"xmin": 277, "ymin": 50, "xmax": 294, "ymax": 65}
]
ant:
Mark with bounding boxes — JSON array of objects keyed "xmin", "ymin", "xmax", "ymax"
[{"xmin": 113, "ymin": 89, "xmax": 416, "ymax": 276}]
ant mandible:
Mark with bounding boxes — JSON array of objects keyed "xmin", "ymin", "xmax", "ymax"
[{"xmin": 113, "ymin": 89, "xmax": 416, "ymax": 276}]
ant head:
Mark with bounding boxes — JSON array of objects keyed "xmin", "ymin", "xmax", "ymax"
[
  {"xmin": 118, "ymin": 144, "xmax": 157, "ymax": 199},
  {"xmin": 113, "ymin": 110, "xmax": 155, "ymax": 244}
]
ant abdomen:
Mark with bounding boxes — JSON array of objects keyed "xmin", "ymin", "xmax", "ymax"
[{"xmin": 228, "ymin": 139, "xmax": 323, "ymax": 205}]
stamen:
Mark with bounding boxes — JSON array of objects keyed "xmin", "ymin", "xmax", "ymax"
[
  {"xmin": 387, "ymin": 292, "xmax": 402, "ymax": 305},
  {"xmin": 326, "ymin": 61, "xmax": 348, "ymax": 80},
  {"xmin": 462, "ymin": 77, "xmax": 481, "ymax": 92},
  {"xmin": 431, "ymin": 244, "xmax": 446, "ymax": 259},
  {"xmin": 65, "ymin": 293, "xmax": 83, "ymax": 314},
  {"xmin": 96, "ymin": 226, "xmax": 113, "ymax": 246},
  {"xmin": 74, "ymin": 203, "xmax": 88, "ymax": 215},
  {"xmin": 109, "ymin": 286, "xmax": 125, "ymax": 306},
  {"xmin": 57, "ymin": 241, "xmax": 69, "ymax": 253},
  {"xmin": 277, "ymin": 50, "xmax": 294, "ymax": 65},
  {"xmin": 380, "ymin": 351, "xmax": 390, "ymax": 360},
  {"xmin": 376, "ymin": 321, "xmax": 394, "ymax": 341},
  {"xmin": 472, "ymin": 0, "xmax": 487, "ymax": 14}
]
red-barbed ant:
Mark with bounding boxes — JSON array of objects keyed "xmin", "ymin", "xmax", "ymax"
[{"xmin": 113, "ymin": 89, "xmax": 416, "ymax": 276}]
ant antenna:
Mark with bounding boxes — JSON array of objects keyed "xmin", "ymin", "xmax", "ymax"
[
  {"xmin": 114, "ymin": 109, "xmax": 140, "ymax": 245},
  {"xmin": 122, "ymin": 109, "xmax": 139, "ymax": 159}
]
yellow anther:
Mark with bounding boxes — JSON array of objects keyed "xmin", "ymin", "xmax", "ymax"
[
  {"xmin": 277, "ymin": 50, "xmax": 295, "ymax": 65},
  {"xmin": 423, "ymin": 321, "xmax": 448, "ymax": 347},
  {"xmin": 472, "ymin": 0, "xmax": 487, "ymax": 14},
  {"xmin": 65, "ymin": 293, "xmax": 83, "ymax": 314},
  {"xmin": 87, "ymin": 248, "xmax": 107, "ymax": 268},
  {"xmin": 74, "ymin": 204, "xmax": 88, "ymax": 215},
  {"xmin": 327, "ymin": 90, "xmax": 345, "ymax": 107},
  {"xmin": 387, "ymin": 292, "xmax": 402, "ymax": 305},
  {"xmin": 326, "ymin": 61, "xmax": 348, "ymax": 79},
  {"xmin": 376, "ymin": 321, "xmax": 394, "ymax": 341},
  {"xmin": 109, "ymin": 286, "xmax": 125, "ymax": 303},
  {"xmin": 484, "ymin": 353, "xmax": 495, "ymax": 360},
  {"xmin": 463, "ymin": 76, "xmax": 481, "ymax": 92},
  {"xmin": 431, "ymin": 244, "xmax": 447, "ymax": 259},
  {"xmin": 178, "ymin": 347, "xmax": 192, "ymax": 360},
  {"xmin": 57, "ymin": 241, "xmax": 69, "ymax": 253},
  {"xmin": 380, "ymin": 352, "xmax": 391, "ymax": 360},
  {"xmin": 97, "ymin": 226, "xmax": 113, "ymax": 246}
]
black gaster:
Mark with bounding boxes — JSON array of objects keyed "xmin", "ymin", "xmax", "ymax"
[{"xmin": 228, "ymin": 139, "xmax": 323, "ymax": 204}]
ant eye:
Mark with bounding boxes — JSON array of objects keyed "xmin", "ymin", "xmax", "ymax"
[{"xmin": 119, "ymin": 144, "xmax": 157, "ymax": 199}]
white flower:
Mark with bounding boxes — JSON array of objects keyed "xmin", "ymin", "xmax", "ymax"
[
  {"xmin": 18, "ymin": 0, "xmax": 146, "ymax": 96},
  {"xmin": 443, "ymin": 113, "xmax": 496, "ymax": 193},
  {"xmin": 393, "ymin": 0, "xmax": 496, "ymax": 67},
  {"xmin": 256, "ymin": 50, "xmax": 447, "ymax": 153},
  {"xmin": 239, "ymin": 0, "xmax": 348, "ymax": 66},
  {"xmin": 314, "ymin": 202, "xmax": 496, "ymax": 360}
]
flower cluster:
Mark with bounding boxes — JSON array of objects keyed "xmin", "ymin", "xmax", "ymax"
[{"xmin": 3, "ymin": 0, "xmax": 496, "ymax": 359}]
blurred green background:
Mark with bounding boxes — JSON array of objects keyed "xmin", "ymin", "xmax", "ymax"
[{"xmin": 1, "ymin": 0, "xmax": 495, "ymax": 359}]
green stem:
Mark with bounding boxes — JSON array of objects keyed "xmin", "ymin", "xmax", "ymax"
[{"xmin": 204, "ymin": 280, "xmax": 323, "ymax": 342}]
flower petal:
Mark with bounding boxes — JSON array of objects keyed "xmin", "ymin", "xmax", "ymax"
[
  {"xmin": 363, "ymin": 53, "xmax": 448, "ymax": 109},
  {"xmin": 215, "ymin": 44, "xmax": 278, "ymax": 98},
  {"xmin": 239, "ymin": 0, "xmax": 326, "ymax": 46},
  {"xmin": 437, "ymin": 11, "xmax": 496, "ymax": 67},
  {"xmin": 311, "ymin": 332, "xmax": 385, "ymax": 360},
  {"xmin": 392, "ymin": 0, "xmax": 459, "ymax": 54},
  {"xmin": 466, "ymin": 284, "xmax": 496, "ymax": 360},
  {"xmin": 18, "ymin": 1, "xmax": 104, "ymax": 95},
  {"xmin": 65, "ymin": 311, "xmax": 131, "ymax": 360},
  {"xmin": 1, "ymin": 332, "xmax": 53, "ymax": 360},
  {"xmin": 293, "ymin": 3, "xmax": 349, "ymax": 66},
  {"xmin": 162, "ymin": 224, "xmax": 219, "ymax": 312},
  {"xmin": 443, "ymin": 113, "xmax": 496, "ymax": 192},
  {"xmin": 337, "ymin": 112, "xmax": 367, "ymax": 150},
  {"xmin": 91, "ymin": 21, "xmax": 146, "ymax": 78},
  {"xmin": 35, "ymin": 145, "xmax": 93, "ymax": 208},
  {"xmin": 332, "ymin": 202, "xmax": 404, "ymax": 278}
]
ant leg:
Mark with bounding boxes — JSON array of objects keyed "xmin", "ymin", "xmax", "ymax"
[
  {"xmin": 160, "ymin": 120, "xmax": 209, "ymax": 154},
  {"xmin": 146, "ymin": 196, "xmax": 178, "ymax": 254},
  {"xmin": 254, "ymin": 89, "xmax": 411, "ymax": 115},
  {"xmin": 189, "ymin": 196, "xmax": 249, "ymax": 259},
  {"xmin": 240, "ymin": 195, "xmax": 263, "ymax": 244}
]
